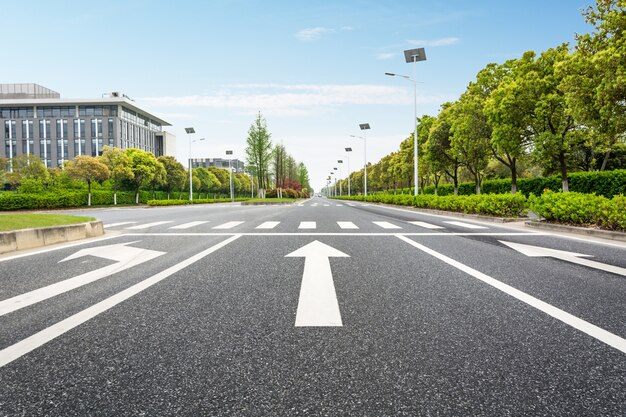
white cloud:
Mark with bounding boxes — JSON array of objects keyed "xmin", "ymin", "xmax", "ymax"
[
  {"xmin": 407, "ymin": 37, "xmax": 460, "ymax": 47},
  {"xmin": 376, "ymin": 52, "xmax": 397, "ymax": 61},
  {"xmin": 295, "ymin": 27, "xmax": 334, "ymax": 41},
  {"xmin": 139, "ymin": 84, "xmax": 451, "ymax": 117}
]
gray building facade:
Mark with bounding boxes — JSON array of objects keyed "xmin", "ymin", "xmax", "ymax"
[
  {"xmin": 1, "ymin": 84, "xmax": 172, "ymax": 169},
  {"xmin": 191, "ymin": 157, "xmax": 245, "ymax": 173}
]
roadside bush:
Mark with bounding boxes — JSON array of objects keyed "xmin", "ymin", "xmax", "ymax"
[
  {"xmin": 333, "ymin": 192, "xmax": 527, "ymax": 217},
  {"xmin": 528, "ymin": 191, "xmax": 626, "ymax": 231}
]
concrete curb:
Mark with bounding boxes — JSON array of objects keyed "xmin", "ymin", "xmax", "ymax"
[
  {"xmin": 524, "ymin": 221, "xmax": 626, "ymax": 242},
  {"xmin": 0, "ymin": 221, "xmax": 104, "ymax": 255}
]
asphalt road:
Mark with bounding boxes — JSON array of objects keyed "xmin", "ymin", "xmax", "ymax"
[{"xmin": 1, "ymin": 197, "xmax": 625, "ymax": 416}]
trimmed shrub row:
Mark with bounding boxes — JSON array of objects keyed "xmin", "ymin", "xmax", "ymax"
[
  {"xmin": 334, "ymin": 193, "xmax": 528, "ymax": 218},
  {"xmin": 147, "ymin": 198, "xmax": 249, "ymax": 206},
  {"xmin": 528, "ymin": 192, "xmax": 626, "ymax": 231},
  {"xmin": 386, "ymin": 169, "xmax": 626, "ymax": 198}
]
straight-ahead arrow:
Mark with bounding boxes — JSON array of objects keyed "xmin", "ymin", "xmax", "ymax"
[
  {"xmin": 286, "ymin": 241, "xmax": 349, "ymax": 327},
  {"xmin": 0, "ymin": 241, "xmax": 165, "ymax": 316},
  {"xmin": 500, "ymin": 240, "xmax": 626, "ymax": 277}
]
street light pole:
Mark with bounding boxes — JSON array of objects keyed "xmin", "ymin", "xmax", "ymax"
[
  {"xmin": 337, "ymin": 160, "xmax": 344, "ymax": 196},
  {"xmin": 226, "ymin": 150, "xmax": 234, "ymax": 202},
  {"xmin": 344, "ymin": 147, "xmax": 352, "ymax": 196},
  {"xmin": 185, "ymin": 127, "xmax": 195, "ymax": 201}
]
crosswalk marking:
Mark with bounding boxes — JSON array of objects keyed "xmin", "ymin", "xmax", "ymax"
[
  {"xmin": 408, "ymin": 221, "xmax": 444, "ymax": 230},
  {"xmin": 213, "ymin": 221, "xmax": 245, "ymax": 229},
  {"xmin": 324, "ymin": 204, "xmax": 330, "ymax": 207},
  {"xmin": 346, "ymin": 203, "xmax": 356, "ymax": 207},
  {"xmin": 299, "ymin": 221, "xmax": 316, "ymax": 229},
  {"xmin": 337, "ymin": 221, "xmax": 359, "ymax": 229},
  {"xmin": 125, "ymin": 221, "xmax": 174, "ymax": 230},
  {"xmin": 256, "ymin": 221, "xmax": 280, "ymax": 229},
  {"xmin": 336, "ymin": 204, "xmax": 343, "ymax": 207},
  {"xmin": 373, "ymin": 221, "xmax": 402, "ymax": 229},
  {"xmin": 312, "ymin": 203, "xmax": 319, "ymax": 206},
  {"xmin": 170, "ymin": 221, "xmax": 209, "ymax": 230},
  {"xmin": 105, "ymin": 222, "xmax": 137, "ymax": 228},
  {"xmin": 444, "ymin": 221, "xmax": 487, "ymax": 230}
]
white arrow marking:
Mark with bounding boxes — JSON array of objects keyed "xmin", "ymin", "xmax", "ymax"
[
  {"xmin": 397, "ymin": 235, "xmax": 626, "ymax": 354},
  {"xmin": 0, "ymin": 241, "xmax": 165, "ymax": 316},
  {"xmin": 286, "ymin": 241, "xmax": 349, "ymax": 327},
  {"xmin": 500, "ymin": 241, "xmax": 626, "ymax": 277},
  {"xmin": 0, "ymin": 235, "xmax": 240, "ymax": 368}
]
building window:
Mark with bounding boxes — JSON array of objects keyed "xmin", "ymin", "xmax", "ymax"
[
  {"xmin": 74, "ymin": 119, "xmax": 85, "ymax": 156},
  {"xmin": 91, "ymin": 118, "xmax": 103, "ymax": 156},
  {"xmin": 22, "ymin": 120, "xmax": 34, "ymax": 155},
  {"xmin": 4, "ymin": 120, "xmax": 16, "ymax": 169},
  {"xmin": 38, "ymin": 119, "xmax": 51, "ymax": 166},
  {"xmin": 108, "ymin": 118, "xmax": 114, "ymax": 147},
  {"xmin": 57, "ymin": 119, "xmax": 69, "ymax": 163}
]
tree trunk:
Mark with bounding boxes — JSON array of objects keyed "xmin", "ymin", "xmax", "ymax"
[
  {"xmin": 510, "ymin": 158, "xmax": 517, "ymax": 194},
  {"xmin": 135, "ymin": 191, "xmax": 140, "ymax": 204},
  {"xmin": 600, "ymin": 150, "xmax": 611, "ymax": 171},
  {"xmin": 87, "ymin": 181, "xmax": 91, "ymax": 207},
  {"xmin": 559, "ymin": 151, "xmax": 569, "ymax": 192}
]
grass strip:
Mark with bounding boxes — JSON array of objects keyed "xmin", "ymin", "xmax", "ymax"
[{"xmin": 0, "ymin": 214, "xmax": 96, "ymax": 231}]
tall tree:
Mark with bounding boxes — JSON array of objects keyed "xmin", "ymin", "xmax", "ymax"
[
  {"xmin": 425, "ymin": 103, "xmax": 463, "ymax": 195},
  {"xmin": 158, "ymin": 155, "xmax": 186, "ymax": 200},
  {"xmin": 64, "ymin": 155, "xmax": 110, "ymax": 206},
  {"xmin": 558, "ymin": 0, "xmax": 626, "ymax": 170},
  {"xmin": 452, "ymin": 92, "xmax": 492, "ymax": 194},
  {"xmin": 101, "ymin": 146, "xmax": 133, "ymax": 205},
  {"xmin": 125, "ymin": 148, "xmax": 162, "ymax": 204},
  {"xmin": 245, "ymin": 112, "xmax": 273, "ymax": 196}
]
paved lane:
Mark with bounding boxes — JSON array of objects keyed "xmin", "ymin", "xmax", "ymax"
[{"xmin": 1, "ymin": 198, "xmax": 625, "ymax": 415}]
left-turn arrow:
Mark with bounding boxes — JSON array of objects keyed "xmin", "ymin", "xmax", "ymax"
[
  {"xmin": 286, "ymin": 240, "xmax": 349, "ymax": 327},
  {"xmin": 0, "ymin": 241, "xmax": 165, "ymax": 316}
]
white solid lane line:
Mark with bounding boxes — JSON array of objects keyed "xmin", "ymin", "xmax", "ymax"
[
  {"xmin": 170, "ymin": 221, "xmax": 209, "ymax": 230},
  {"xmin": 125, "ymin": 221, "xmax": 174, "ymax": 230},
  {"xmin": 396, "ymin": 235, "xmax": 626, "ymax": 355},
  {"xmin": 299, "ymin": 221, "xmax": 316, "ymax": 229},
  {"xmin": 0, "ymin": 235, "xmax": 241, "ymax": 368},
  {"xmin": 256, "ymin": 221, "xmax": 281, "ymax": 229},
  {"xmin": 212, "ymin": 221, "xmax": 245, "ymax": 229},
  {"xmin": 104, "ymin": 222, "xmax": 137, "ymax": 228},
  {"xmin": 444, "ymin": 221, "xmax": 487, "ymax": 229},
  {"xmin": 408, "ymin": 221, "xmax": 444, "ymax": 229},
  {"xmin": 373, "ymin": 221, "xmax": 402, "ymax": 229},
  {"xmin": 337, "ymin": 221, "xmax": 359, "ymax": 229}
]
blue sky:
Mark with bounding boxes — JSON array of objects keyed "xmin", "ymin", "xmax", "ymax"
[{"xmin": 1, "ymin": 0, "xmax": 592, "ymax": 191}]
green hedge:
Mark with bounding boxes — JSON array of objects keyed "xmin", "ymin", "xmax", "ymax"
[
  {"xmin": 147, "ymin": 198, "xmax": 249, "ymax": 206},
  {"xmin": 334, "ymin": 193, "xmax": 527, "ymax": 217},
  {"xmin": 528, "ymin": 191, "xmax": 626, "ymax": 230},
  {"xmin": 377, "ymin": 169, "xmax": 626, "ymax": 198}
]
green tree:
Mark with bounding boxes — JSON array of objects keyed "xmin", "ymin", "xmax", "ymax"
[
  {"xmin": 125, "ymin": 148, "xmax": 162, "ymax": 204},
  {"xmin": 425, "ymin": 103, "xmax": 463, "ymax": 195},
  {"xmin": 558, "ymin": 0, "xmax": 626, "ymax": 170},
  {"xmin": 101, "ymin": 146, "xmax": 133, "ymax": 205},
  {"xmin": 297, "ymin": 162, "xmax": 310, "ymax": 192},
  {"xmin": 158, "ymin": 155, "xmax": 186, "ymax": 200},
  {"xmin": 245, "ymin": 112, "xmax": 273, "ymax": 196},
  {"xmin": 451, "ymin": 92, "xmax": 492, "ymax": 194},
  {"xmin": 526, "ymin": 46, "xmax": 581, "ymax": 192},
  {"xmin": 12, "ymin": 154, "xmax": 49, "ymax": 183},
  {"xmin": 65, "ymin": 155, "xmax": 110, "ymax": 206},
  {"xmin": 148, "ymin": 161, "xmax": 167, "ymax": 199}
]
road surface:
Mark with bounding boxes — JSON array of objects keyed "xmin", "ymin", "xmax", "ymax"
[{"xmin": 1, "ymin": 197, "xmax": 625, "ymax": 415}]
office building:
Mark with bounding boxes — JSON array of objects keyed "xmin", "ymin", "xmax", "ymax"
[
  {"xmin": 190, "ymin": 157, "xmax": 245, "ymax": 173},
  {"xmin": 0, "ymin": 83, "xmax": 174, "ymax": 169}
]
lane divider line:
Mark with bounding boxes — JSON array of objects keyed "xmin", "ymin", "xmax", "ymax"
[
  {"xmin": 0, "ymin": 235, "xmax": 241, "ymax": 368},
  {"xmin": 396, "ymin": 234, "xmax": 626, "ymax": 355}
]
